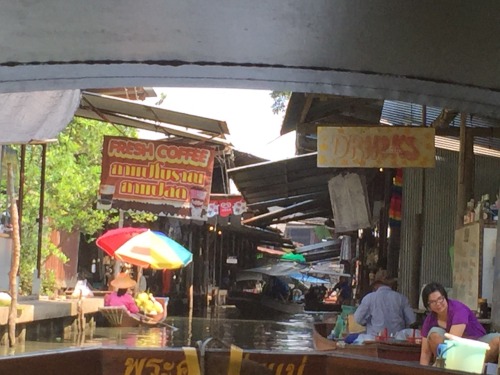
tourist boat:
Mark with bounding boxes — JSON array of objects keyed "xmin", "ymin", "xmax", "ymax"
[
  {"xmin": 312, "ymin": 322, "xmax": 421, "ymax": 362},
  {"xmin": 0, "ymin": 341, "xmax": 444, "ymax": 375}
]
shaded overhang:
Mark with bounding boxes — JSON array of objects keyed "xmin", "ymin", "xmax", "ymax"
[
  {"xmin": 221, "ymin": 222, "xmax": 295, "ymax": 249},
  {"xmin": 228, "ymin": 152, "xmax": 378, "ymax": 227},
  {"xmin": 76, "ymin": 91, "xmax": 231, "ymax": 147},
  {"xmin": 281, "ymin": 93, "xmax": 384, "ymax": 136},
  {"xmin": 282, "ymin": 93, "xmax": 500, "ymax": 154}
]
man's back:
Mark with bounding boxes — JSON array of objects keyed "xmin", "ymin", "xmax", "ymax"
[{"xmin": 354, "ymin": 285, "xmax": 415, "ymax": 336}]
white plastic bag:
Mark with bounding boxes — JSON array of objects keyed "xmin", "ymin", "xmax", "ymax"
[{"xmin": 71, "ymin": 279, "xmax": 94, "ymax": 298}]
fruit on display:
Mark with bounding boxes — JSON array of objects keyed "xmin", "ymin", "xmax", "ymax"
[{"xmin": 135, "ymin": 292, "xmax": 163, "ymax": 315}]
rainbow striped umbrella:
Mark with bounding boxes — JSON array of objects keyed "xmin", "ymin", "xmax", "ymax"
[
  {"xmin": 96, "ymin": 227, "xmax": 148, "ymax": 257},
  {"xmin": 97, "ymin": 228, "xmax": 192, "ymax": 270}
]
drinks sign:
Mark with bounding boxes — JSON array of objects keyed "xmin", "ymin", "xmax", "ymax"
[
  {"xmin": 98, "ymin": 136, "xmax": 215, "ymax": 221},
  {"xmin": 317, "ymin": 126, "xmax": 435, "ymax": 168}
]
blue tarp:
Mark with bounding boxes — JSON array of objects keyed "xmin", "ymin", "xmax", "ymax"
[
  {"xmin": 288, "ymin": 272, "xmax": 330, "ymax": 284},
  {"xmin": 244, "ymin": 262, "xmax": 305, "ymax": 277}
]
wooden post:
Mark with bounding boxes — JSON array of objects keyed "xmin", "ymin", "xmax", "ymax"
[
  {"xmin": 187, "ymin": 230, "xmax": 194, "ymax": 314},
  {"xmin": 76, "ymin": 291, "xmax": 85, "ymax": 333},
  {"xmin": 204, "ymin": 227, "xmax": 210, "ymax": 308},
  {"xmin": 409, "ymin": 210, "xmax": 423, "ymax": 307},
  {"xmin": 382, "ymin": 169, "xmax": 396, "ymax": 277},
  {"xmin": 492, "ymin": 187, "xmax": 500, "ymax": 332},
  {"xmin": 7, "ymin": 164, "xmax": 21, "ymax": 347},
  {"xmin": 456, "ymin": 113, "xmax": 474, "ymax": 229},
  {"xmin": 36, "ymin": 144, "xmax": 47, "ymax": 278},
  {"xmin": 18, "ymin": 145, "xmax": 26, "ymax": 240}
]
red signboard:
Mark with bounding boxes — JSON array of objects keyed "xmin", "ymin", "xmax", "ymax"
[
  {"xmin": 207, "ymin": 196, "xmax": 247, "ymax": 217},
  {"xmin": 98, "ymin": 136, "xmax": 215, "ymax": 221}
]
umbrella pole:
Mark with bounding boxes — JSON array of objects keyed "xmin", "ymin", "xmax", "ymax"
[
  {"xmin": 135, "ymin": 266, "xmax": 143, "ymax": 296},
  {"xmin": 112, "ymin": 210, "xmax": 125, "ymax": 280}
]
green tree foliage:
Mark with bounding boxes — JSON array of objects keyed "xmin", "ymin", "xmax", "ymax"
[
  {"xmin": 270, "ymin": 91, "xmax": 291, "ymax": 115},
  {"xmin": 11, "ymin": 118, "xmax": 156, "ymax": 294}
]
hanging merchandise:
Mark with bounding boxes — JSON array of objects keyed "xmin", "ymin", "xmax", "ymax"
[
  {"xmin": 280, "ymin": 253, "xmax": 306, "ymax": 263},
  {"xmin": 340, "ymin": 236, "xmax": 352, "ymax": 261},
  {"xmin": 389, "ymin": 169, "xmax": 403, "ymax": 227}
]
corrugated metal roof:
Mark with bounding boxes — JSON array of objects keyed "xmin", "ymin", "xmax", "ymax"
[
  {"xmin": 381, "ymin": 101, "xmax": 500, "ymax": 151},
  {"xmin": 228, "ymin": 152, "xmax": 380, "ymax": 227},
  {"xmin": 76, "ymin": 91, "xmax": 231, "ymax": 147},
  {"xmin": 80, "ymin": 91, "xmax": 229, "ymax": 134}
]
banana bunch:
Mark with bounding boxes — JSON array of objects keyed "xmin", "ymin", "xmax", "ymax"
[{"xmin": 135, "ymin": 292, "xmax": 164, "ymax": 316}]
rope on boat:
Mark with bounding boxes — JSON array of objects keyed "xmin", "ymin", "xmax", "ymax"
[
  {"xmin": 182, "ymin": 347, "xmax": 201, "ymax": 375},
  {"xmin": 194, "ymin": 337, "xmax": 244, "ymax": 375}
]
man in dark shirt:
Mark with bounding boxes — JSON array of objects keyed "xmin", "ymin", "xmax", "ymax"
[{"xmin": 333, "ymin": 276, "xmax": 352, "ymax": 305}]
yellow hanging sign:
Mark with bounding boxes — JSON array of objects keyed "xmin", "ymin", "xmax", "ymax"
[{"xmin": 317, "ymin": 126, "xmax": 435, "ymax": 168}]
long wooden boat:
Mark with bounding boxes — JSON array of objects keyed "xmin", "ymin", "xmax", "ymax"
[
  {"xmin": 304, "ymin": 300, "xmax": 342, "ymax": 313},
  {"xmin": 227, "ymin": 290, "xmax": 304, "ymax": 317},
  {"xmin": 313, "ymin": 322, "xmax": 421, "ymax": 362}
]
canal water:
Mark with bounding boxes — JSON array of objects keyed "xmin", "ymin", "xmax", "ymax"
[{"xmin": 0, "ymin": 306, "xmax": 324, "ymax": 357}]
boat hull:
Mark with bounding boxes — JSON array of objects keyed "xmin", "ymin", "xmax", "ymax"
[
  {"xmin": 304, "ymin": 301, "xmax": 342, "ymax": 313},
  {"xmin": 0, "ymin": 345, "xmax": 444, "ymax": 375}
]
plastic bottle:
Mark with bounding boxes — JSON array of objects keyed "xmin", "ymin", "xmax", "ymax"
[{"xmin": 332, "ymin": 315, "xmax": 345, "ymax": 339}]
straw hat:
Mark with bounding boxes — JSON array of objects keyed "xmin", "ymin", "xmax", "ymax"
[
  {"xmin": 371, "ymin": 269, "xmax": 397, "ymax": 290},
  {"xmin": 110, "ymin": 272, "xmax": 136, "ymax": 289}
]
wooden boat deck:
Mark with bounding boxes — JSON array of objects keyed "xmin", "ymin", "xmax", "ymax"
[
  {"xmin": 0, "ymin": 297, "xmax": 104, "ymax": 345},
  {"xmin": 0, "ymin": 297, "xmax": 104, "ymax": 325},
  {"xmin": 313, "ymin": 322, "xmax": 421, "ymax": 363}
]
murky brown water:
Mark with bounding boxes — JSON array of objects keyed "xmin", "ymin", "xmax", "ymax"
[{"xmin": 0, "ymin": 306, "xmax": 319, "ymax": 357}]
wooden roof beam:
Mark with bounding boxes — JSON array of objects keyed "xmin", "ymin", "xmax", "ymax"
[
  {"xmin": 243, "ymin": 199, "xmax": 318, "ymax": 225},
  {"xmin": 430, "ymin": 108, "xmax": 459, "ymax": 129}
]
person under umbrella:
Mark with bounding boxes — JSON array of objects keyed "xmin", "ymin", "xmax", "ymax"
[{"xmin": 104, "ymin": 272, "xmax": 140, "ymax": 314}]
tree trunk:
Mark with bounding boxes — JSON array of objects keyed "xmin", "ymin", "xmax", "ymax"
[{"xmin": 7, "ymin": 164, "xmax": 21, "ymax": 347}]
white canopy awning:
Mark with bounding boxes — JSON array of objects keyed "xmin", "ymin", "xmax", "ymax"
[{"xmin": 0, "ymin": 90, "xmax": 80, "ymax": 144}]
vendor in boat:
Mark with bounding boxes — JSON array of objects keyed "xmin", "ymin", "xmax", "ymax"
[
  {"xmin": 353, "ymin": 279, "xmax": 416, "ymax": 343},
  {"xmin": 104, "ymin": 272, "xmax": 140, "ymax": 314},
  {"xmin": 266, "ymin": 276, "xmax": 290, "ymax": 302},
  {"xmin": 332, "ymin": 276, "xmax": 352, "ymax": 305},
  {"xmin": 419, "ymin": 282, "xmax": 500, "ymax": 366}
]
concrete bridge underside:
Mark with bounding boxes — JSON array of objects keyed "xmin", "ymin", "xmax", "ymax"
[{"xmin": 0, "ymin": 1, "xmax": 499, "ymax": 118}]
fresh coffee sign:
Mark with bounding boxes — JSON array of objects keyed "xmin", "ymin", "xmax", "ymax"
[
  {"xmin": 317, "ymin": 126, "xmax": 435, "ymax": 168},
  {"xmin": 99, "ymin": 136, "xmax": 215, "ymax": 220}
]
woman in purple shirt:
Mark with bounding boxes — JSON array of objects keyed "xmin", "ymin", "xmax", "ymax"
[{"xmin": 420, "ymin": 282, "xmax": 499, "ymax": 366}]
